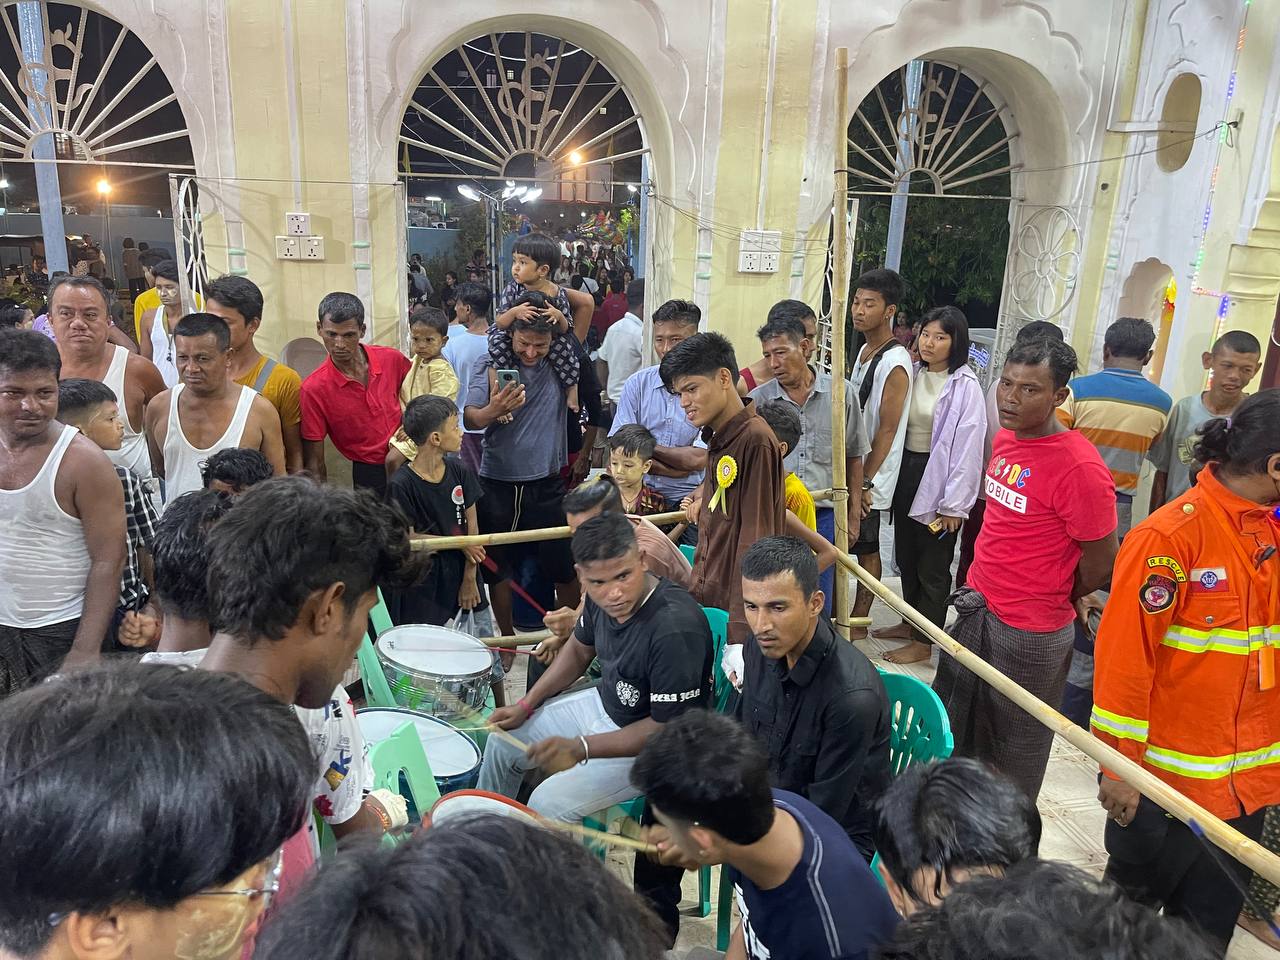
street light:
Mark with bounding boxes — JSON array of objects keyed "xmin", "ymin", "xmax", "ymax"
[
  {"xmin": 568, "ymin": 150, "xmax": 583, "ymax": 165},
  {"xmin": 0, "ymin": 179, "xmax": 10, "ymax": 190},
  {"xmin": 520, "ymin": 188, "xmax": 542, "ymax": 203},
  {"xmin": 457, "ymin": 184, "xmax": 480, "ymax": 201},
  {"xmin": 96, "ymin": 178, "xmax": 111, "ymax": 196}
]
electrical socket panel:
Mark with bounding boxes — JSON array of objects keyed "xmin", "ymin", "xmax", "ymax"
[
  {"xmin": 737, "ymin": 229, "xmax": 782, "ymax": 273},
  {"xmin": 301, "ymin": 236, "xmax": 325, "ymax": 261},
  {"xmin": 286, "ymin": 212, "xmax": 311, "ymax": 236},
  {"xmin": 275, "ymin": 236, "xmax": 300, "ymax": 260}
]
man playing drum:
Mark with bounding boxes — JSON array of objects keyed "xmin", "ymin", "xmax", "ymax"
[{"xmin": 477, "ymin": 513, "xmax": 713, "ymax": 822}]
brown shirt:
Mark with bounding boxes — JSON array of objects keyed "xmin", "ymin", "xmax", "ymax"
[
  {"xmin": 631, "ymin": 515, "xmax": 692, "ymax": 590},
  {"xmin": 691, "ymin": 400, "xmax": 787, "ymax": 643}
]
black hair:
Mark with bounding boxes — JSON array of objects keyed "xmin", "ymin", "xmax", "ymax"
[
  {"xmin": 152, "ymin": 489, "xmax": 232, "ymax": 620},
  {"xmin": 872, "ymin": 859, "xmax": 1219, "ymax": 960},
  {"xmin": 205, "ymin": 274, "xmax": 265, "ymax": 323},
  {"xmin": 201, "ymin": 448, "xmax": 274, "ymax": 493},
  {"xmin": 206, "ymin": 475, "xmax": 426, "ymax": 641},
  {"xmin": 1212, "ymin": 329, "xmax": 1262, "ymax": 357},
  {"xmin": 1002, "ymin": 337, "xmax": 1077, "ymax": 390},
  {"xmin": 1013, "ymin": 320, "xmax": 1065, "ymax": 344},
  {"xmin": 854, "ymin": 267, "xmax": 904, "ymax": 308},
  {"xmin": 57, "ymin": 377, "xmax": 117, "ymax": 422},
  {"xmin": 403, "ymin": 394, "xmax": 458, "ymax": 445},
  {"xmin": 563, "ymin": 474, "xmax": 625, "ymax": 516},
  {"xmin": 755, "ymin": 312, "xmax": 807, "ymax": 346},
  {"xmin": 1193, "ymin": 389, "xmax": 1280, "ymax": 477},
  {"xmin": 252, "ymin": 816, "xmax": 669, "ymax": 960},
  {"xmin": 151, "ymin": 258, "xmax": 180, "ymax": 283},
  {"xmin": 318, "ymin": 291, "xmax": 365, "ymax": 328},
  {"xmin": 0, "ymin": 328, "xmax": 60, "ymax": 377},
  {"xmin": 122, "ymin": 237, "xmax": 135, "ymax": 248},
  {"xmin": 0, "ymin": 298, "xmax": 25, "ymax": 328},
  {"xmin": 136, "ymin": 241, "xmax": 149, "ymax": 251},
  {"xmin": 454, "ymin": 281, "xmax": 492, "ymax": 319},
  {"xmin": 1104, "ymin": 316, "xmax": 1157, "ymax": 360},
  {"xmin": 651, "ymin": 298, "xmax": 700, "ymax": 329},
  {"xmin": 173, "ymin": 312, "xmax": 231, "ymax": 352},
  {"xmin": 512, "ymin": 233, "xmax": 560, "ymax": 272},
  {"xmin": 740, "ymin": 534, "xmax": 819, "ymax": 598},
  {"xmin": 513, "ymin": 289, "xmax": 549, "ymax": 311},
  {"xmin": 445, "ymin": 270, "xmax": 458, "ymax": 283},
  {"xmin": 766, "ymin": 299, "xmax": 817, "ymax": 330},
  {"xmin": 631, "ymin": 711, "xmax": 775, "ymax": 846},
  {"xmin": 625, "ymin": 277, "xmax": 645, "ymax": 310},
  {"xmin": 756, "ymin": 398, "xmax": 802, "ymax": 455},
  {"xmin": 101, "ymin": 276, "xmax": 117, "ymax": 292},
  {"xmin": 570, "ymin": 512, "xmax": 638, "ymax": 565},
  {"xmin": 920, "ymin": 305, "xmax": 971, "ymax": 374},
  {"xmin": 138, "ymin": 249, "xmax": 167, "ymax": 271},
  {"xmin": 659, "ymin": 331, "xmax": 738, "ymax": 390},
  {"xmin": 608, "ymin": 423, "xmax": 657, "ymax": 460},
  {"xmin": 409, "ymin": 304, "xmax": 449, "ymax": 337},
  {"xmin": 512, "ymin": 314, "xmax": 556, "ymax": 336},
  {"xmin": 872, "ymin": 758, "xmax": 1040, "ymax": 907},
  {"xmin": 48, "ymin": 274, "xmax": 110, "ymax": 310},
  {"xmin": 0, "ymin": 662, "xmax": 313, "ymax": 957}
]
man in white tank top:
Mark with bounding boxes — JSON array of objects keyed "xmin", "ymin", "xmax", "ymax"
[
  {"xmin": 0, "ymin": 329, "xmax": 126, "ymax": 693},
  {"xmin": 51, "ymin": 275, "xmax": 166, "ymax": 494},
  {"xmin": 144, "ymin": 313, "xmax": 285, "ymax": 506},
  {"xmin": 138, "ymin": 258, "xmax": 183, "ymax": 387}
]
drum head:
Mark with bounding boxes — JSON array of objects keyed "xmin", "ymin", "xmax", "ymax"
[
  {"xmin": 356, "ymin": 708, "xmax": 480, "ymax": 777},
  {"xmin": 378, "ymin": 625, "xmax": 492, "ymax": 678},
  {"xmin": 429, "ymin": 789, "xmax": 538, "ymax": 826}
]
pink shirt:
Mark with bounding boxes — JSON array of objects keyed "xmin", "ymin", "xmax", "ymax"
[{"xmin": 968, "ymin": 428, "xmax": 1115, "ymax": 631}]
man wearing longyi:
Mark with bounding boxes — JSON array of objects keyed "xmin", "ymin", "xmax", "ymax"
[{"xmin": 477, "ymin": 512, "xmax": 713, "ymax": 822}]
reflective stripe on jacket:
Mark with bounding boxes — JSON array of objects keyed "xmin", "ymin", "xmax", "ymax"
[{"xmin": 1091, "ymin": 466, "xmax": 1280, "ymax": 820}]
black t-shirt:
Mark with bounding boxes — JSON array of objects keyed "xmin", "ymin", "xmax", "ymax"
[
  {"xmin": 575, "ymin": 578, "xmax": 713, "ymax": 727},
  {"xmin": 387, "ymin": 458, "xmax": 483, "ymax": 625}
]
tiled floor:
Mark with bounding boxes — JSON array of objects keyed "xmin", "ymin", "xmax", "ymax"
[{"xmin": 490, "ymin": 566, "xmax": 1276, "ymax": 958}]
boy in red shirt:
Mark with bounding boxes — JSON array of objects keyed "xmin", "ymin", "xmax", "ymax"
[{"xmin": 933, "ymin": 336, "xmax": 1117, "ymax": 800}]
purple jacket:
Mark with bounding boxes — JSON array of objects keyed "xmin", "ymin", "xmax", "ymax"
[{"xmin": 909, "ymin": 363, "xmax": 986, "ymax": 523}]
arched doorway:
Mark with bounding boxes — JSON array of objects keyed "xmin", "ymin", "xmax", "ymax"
[{"xmin": 398, "ymin": 31, "xmax": 647, "ymax": 295}]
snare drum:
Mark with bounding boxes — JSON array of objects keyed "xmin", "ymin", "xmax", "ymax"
[
  {"xmin": 427, "ymin": 789, "xmax": 539, "ymax": 828},
  {"xmin": 377, "ymin": 625, "xmax": 493, "ymax": 719},
  {"xmin": 356, "ymin": 707, "xmax": 481, "ymax": 793}
]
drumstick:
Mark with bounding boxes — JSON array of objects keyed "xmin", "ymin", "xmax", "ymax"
[
  {"xmin": 540, "ymin": 819, "xmax": 659, "ymax": 854},
  {"xmin": 479, "ymin": 555, "xmax": 548, "ymax": 616},
  {"xmin": 437, "ymin": 692, "xmax": 531, "ymax": 754}
]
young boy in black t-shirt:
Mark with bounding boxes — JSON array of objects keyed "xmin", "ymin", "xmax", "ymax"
[{"xmin": 387, "ymin": 395, "xmax": 490, "ymax": 632}]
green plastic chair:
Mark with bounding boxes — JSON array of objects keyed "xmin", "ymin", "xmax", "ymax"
[
  {"xmin": 370, "ymin": 587, "xmax": 395, "ymax": 639},
  {"xmin": 370, "ymin": 721, "xmax": 441, "ymax": 839},
  {"xmin": 358, "ymin": 633, "xmax": 398, "ymax": 708},
  {"xmin": 679, "ymin": 543, "xmax": 696, "ymax": 566},
  {"xmin": 878, "ymin": 670, "xmax": 955, "ymax": 774}
]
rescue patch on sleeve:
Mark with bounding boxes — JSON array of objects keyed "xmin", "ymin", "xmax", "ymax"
[
  {"xmin": 1146, "ymin": 555, "xmax": 1187, "ymax": 582},
  {"xmin": 1139, "ymin": 574, "xmax": 1177, "ymax": 614}
]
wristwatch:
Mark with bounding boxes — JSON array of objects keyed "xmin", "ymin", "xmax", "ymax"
[{"xmin": 862, "ymin": 478, "xmax": 875, "ymax": 491}]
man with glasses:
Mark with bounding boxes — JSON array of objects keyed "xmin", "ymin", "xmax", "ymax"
[
  {"xmin": 0, "ymin": 662, "xmax": 316, "ymax": 960},
  {"xmin": 143, "ymin": 312, "xmax": 284, "ymax": 506}
]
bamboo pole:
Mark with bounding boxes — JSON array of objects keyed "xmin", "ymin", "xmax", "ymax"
[
  {"xmin": 829, "ymin": 47, "xmax": 852, "ymax": 640},
  {"xmin": 412, "ymin": 491, "xmax": 836, "ymax": 551},
  {"xmin": 836, "ymin": 550, "xmax": 1280, "ymax": 885}
]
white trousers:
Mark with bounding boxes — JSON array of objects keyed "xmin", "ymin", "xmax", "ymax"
[{"xmin": 476, "ymin": 687, "xmax": 639, "ymax": 822}]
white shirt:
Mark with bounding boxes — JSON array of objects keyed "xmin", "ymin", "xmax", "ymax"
[
  {"xmin": 598, "ymin": 312, "xmax": 644, "ymax": 403},
  {"xmin": 141, "ymin": 648, "xmax": 372, "ymax": 849},
  {"xmin": 851, "ymin": 342, "xmax": 912, "ymax": 511},
  {"xmin": 442, "ymin": 325, "xmax": 491, "ymax": 435}
]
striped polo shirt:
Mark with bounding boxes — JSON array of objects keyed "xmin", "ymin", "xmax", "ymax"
[{"xmin": 1060, "ymin": 368, "xmax": 1172, "ymax": 496}]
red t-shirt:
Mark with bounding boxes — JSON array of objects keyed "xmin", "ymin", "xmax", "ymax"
[
  {"xmin": 968, "ymin": 428, "xmax": 1115, "ymax": 631},
  {"xmin": 300, "ymin": 344, "xmax": 411, "ymax": 465}
]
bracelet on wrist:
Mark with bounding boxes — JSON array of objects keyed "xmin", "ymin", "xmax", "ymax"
[
  {"xmin": 578, "ymin": 735, "xmax": 590, "ymax": 766},
  {"xmin": 517, "ymin": 697, "xmax": 533, "ymax": 720}
]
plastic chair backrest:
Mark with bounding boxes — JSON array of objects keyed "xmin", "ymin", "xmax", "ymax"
[
  {"xmin": 370, "ymin": 587, "xmax": 395, "ymax": 639},
  {"xmin": 879, "ymin": 670, "xmax": 955, "ymax": 774},
  {"xmin": 370, "ymin": 721, "xmax": 441, "ymax": 816},
  {"xmin": 358, "ymin": 633, "xmax": 397, "ymax": 708},
  {"xmin": 679, "ymin": 543, "xmax": 696, "ymax": 565},
  {"xmin": 701, "ymin": 607, "xmax": 731, "ymax": 712}
]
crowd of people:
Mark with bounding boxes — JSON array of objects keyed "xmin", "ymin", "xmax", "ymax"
[{"xmin": 0, "ymin": 232, "xmax": 1278, "ymax": 960}]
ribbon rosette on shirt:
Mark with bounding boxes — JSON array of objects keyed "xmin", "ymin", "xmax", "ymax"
[{"xmin": 708, "ymin": 455, "xmax": 739, "ymax": 514}]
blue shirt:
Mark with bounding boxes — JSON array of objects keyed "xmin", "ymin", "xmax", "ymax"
[
  {"xmin": 729, "ymin": 790, "xmax": 899, "ymax": 960},
  {"xmin": 465, "ymin": 355, "xmax": 567, "ymax": 482},
  {"xmin": 610, "ymin": 364, "xmax": 706, "ymax": 502}
]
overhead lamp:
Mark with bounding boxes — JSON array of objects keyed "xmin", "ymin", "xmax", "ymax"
[
  {"xmin": 0, "ymin": 179, "xmax": 10, "ymax": 190},
  {"xmin": 568, "ymin": 150, "xmax": 583, "ymax": 165},
  {"xmin": 520, "ymin": 188, "xmax": 542, "ymax": 203},
  {"xmin": 626, "ymin": 183, "xmax": 637, "ymax": 194},
  {"xmin": 457, "ymin": 184, "xmax": 480, "ymax": 201},
  {"xmin": 505, "ymin": 180, "xmax": 515, "ymax": 187},
  {"xmin": 425, "ymin": 195, "xmax": 442, "ymax": 202},
  {"xmin": 96, "ymin": 178, "xmax": 111, "ymax": 195},
  {"xmin": 501, "ymin": 185, "xmax": 516, "ymax": 200}
]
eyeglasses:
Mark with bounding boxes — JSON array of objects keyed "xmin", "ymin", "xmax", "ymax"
[{"xmin": 47, "ymin": 848, "xmax": 284, "ymax": 927}]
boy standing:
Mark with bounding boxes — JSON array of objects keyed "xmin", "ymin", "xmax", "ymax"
[
  {"xmin": 388, "ymin": 306, "xmax": 460, "ymax": 469},
  {"xmin": 492, "ymin": 233, "xmax": 580, "ymax": 412},
  {"xmin": 57, "ymin": 378, "xmax": 157, "ymax": 650},
  {"xmin": 387, "ymin": 395, "xmax": 489, "ymax": 634},
  {"xmin": 660, "ymin": 332, "xmax": 787, "ymax": 644},
  {"xmin": 607, "ymin": 423, "xmax": 667, "ymax": 517},
  {"xmin": 756, "ymin": 399, "xmax": 817, "ymax": 530},
  {"xmin": 1147, "ymin": 329, "xmax": 1261, "ymax": 511}
]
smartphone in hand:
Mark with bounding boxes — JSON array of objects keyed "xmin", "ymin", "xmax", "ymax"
[{"xmin": 496, "ymin": 369, "xmax": 520, "ymax": 390}]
